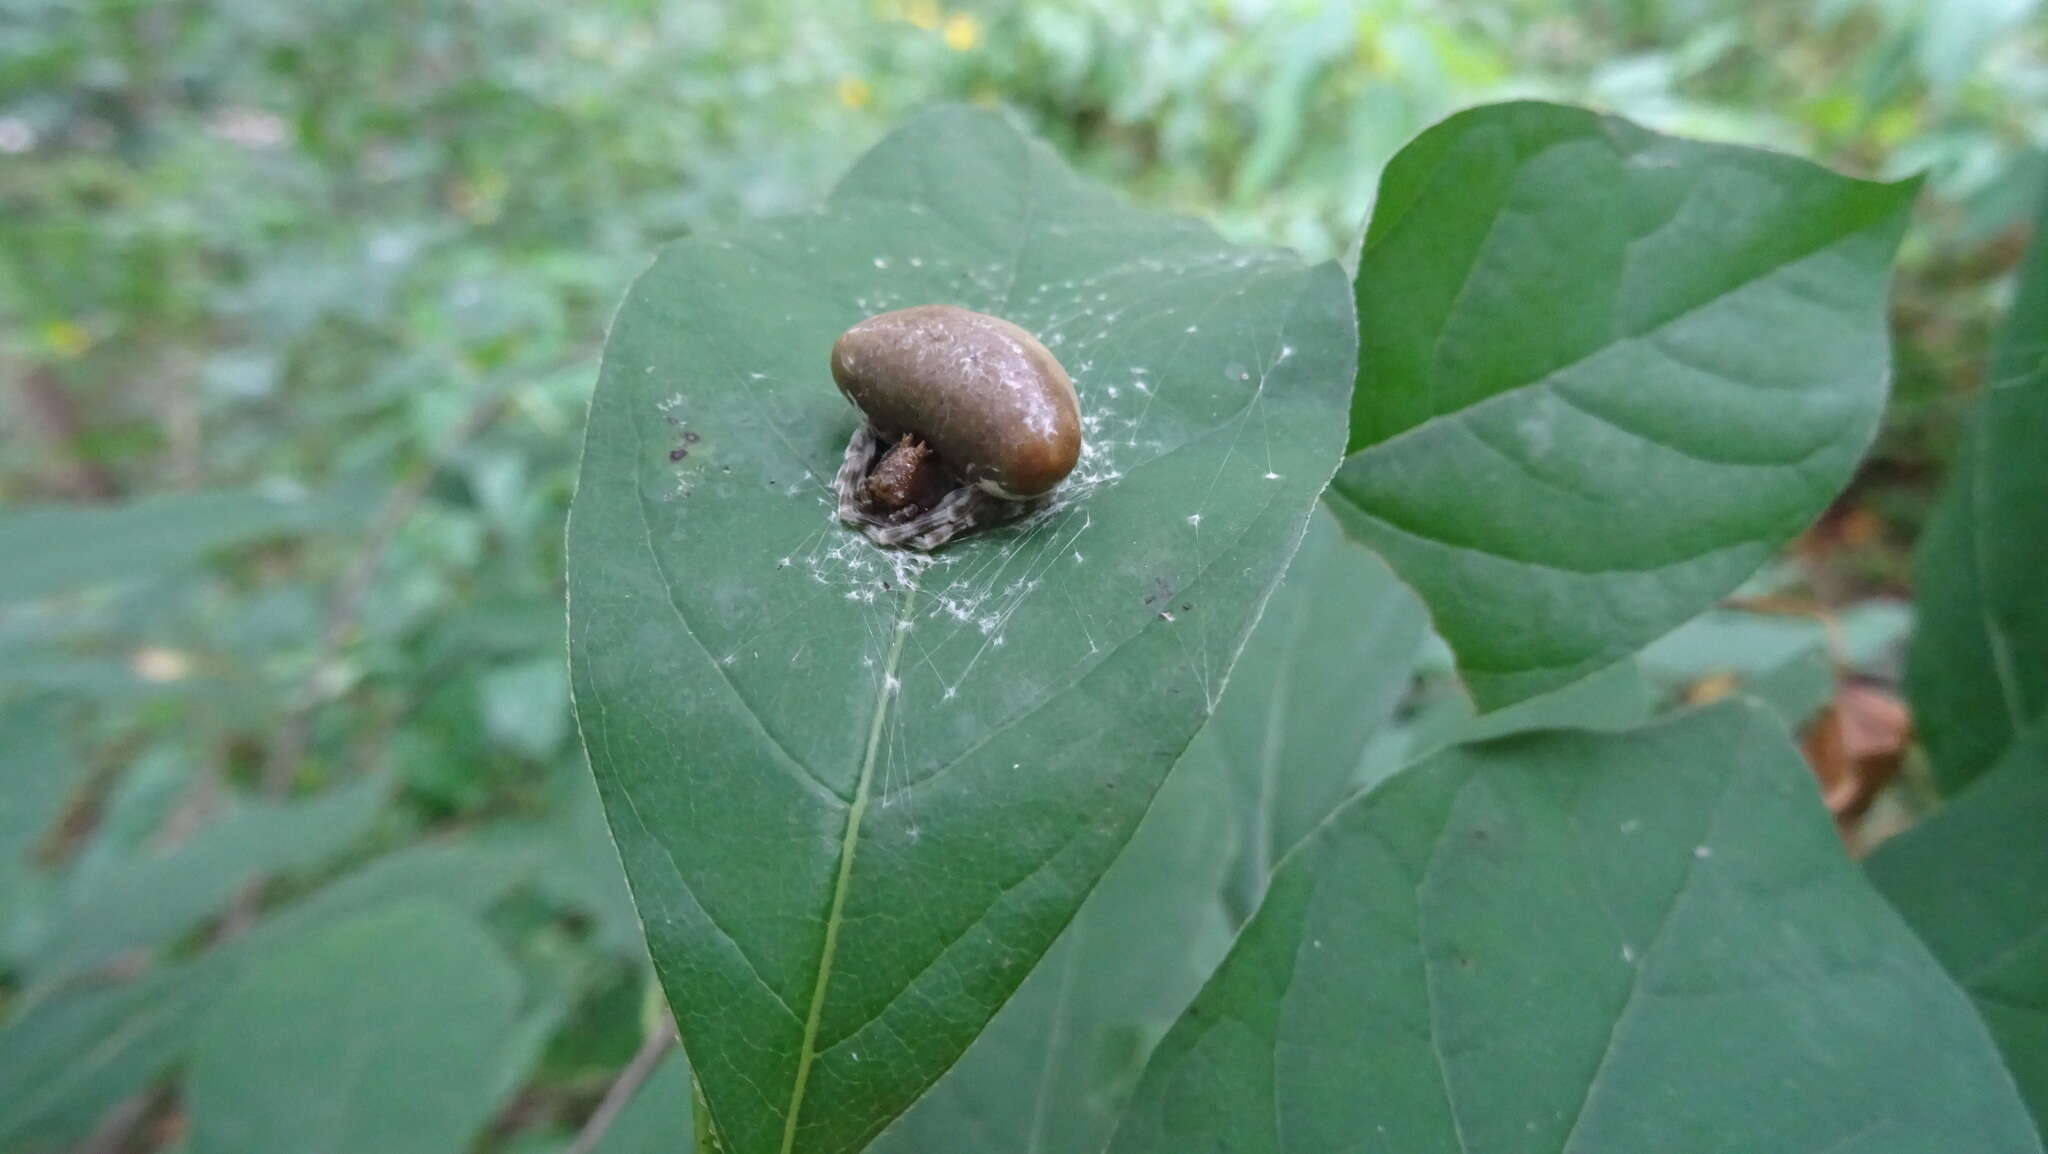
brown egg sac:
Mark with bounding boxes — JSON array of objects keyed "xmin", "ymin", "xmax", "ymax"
[{"xmin": 830, "ymin": 305, "xmax": 1081, "ymax": 500}]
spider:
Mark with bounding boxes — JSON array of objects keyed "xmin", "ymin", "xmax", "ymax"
[{"xmin": 830, "ymin": 304, "xmax": 1080, "ymax": 551}]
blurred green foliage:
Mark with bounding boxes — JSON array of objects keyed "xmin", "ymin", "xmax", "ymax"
[{"xmin": 0, "ymin": 0, "xmax": 2042, "ymax": 1149}]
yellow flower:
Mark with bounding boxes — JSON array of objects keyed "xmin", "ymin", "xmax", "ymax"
[
  {"xmin": 906, "ymin": 0, "xmax": 940, "ymax": 30},
  {"xmin": 943, "ymin": 12, "xmax": 980, "ymax": 51},
  {"xmin": 43, "ymin": 320, "xmax": 91, "ymax": 358},
  {"xmin": 837, "ymin": 76, "xmax": 873, "ymax": 110}
]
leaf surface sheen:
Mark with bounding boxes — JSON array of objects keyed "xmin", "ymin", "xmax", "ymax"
[
  {"xmin": 567, "ymin": 106, "xmax": 1355, "ymax": 1154},
  {"xmin": 1332, "ymin": 101, "xmax": 1918, "ymax": 708}
]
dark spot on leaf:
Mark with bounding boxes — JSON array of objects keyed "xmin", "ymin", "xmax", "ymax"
[
  {"xmin": 682, "ymin": 430, "xmax": 702, "ymax": 444},
  {"xmin": 1180, "ymin": 603, "xmax": 1191, "ymax": 612},
  {"xmin": 669, "ymin": 448, "xmax": 689, "ymax": 462},
  {"xmin": 1142, "ymin": 576, "xmax": 1176, "ymax": 606}
]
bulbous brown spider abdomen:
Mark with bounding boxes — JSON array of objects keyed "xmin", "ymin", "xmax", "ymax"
[{"xmin": 831, "ymin": 304, "xmax": 1081, "ymax": 500}]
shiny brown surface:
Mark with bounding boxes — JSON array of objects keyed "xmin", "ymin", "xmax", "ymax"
[{"xmin": 830, "ymin": 304, "xmax": 1081, "ymax": 499}]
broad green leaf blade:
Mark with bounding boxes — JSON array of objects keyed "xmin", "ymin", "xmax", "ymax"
[
  {"xmin": 0, "ymin": 963, "xmax": 226, "ymax": 1152},
  {"xmin": 242, "ymin": 837, "xmax": 539, "ymax": 947},
  {"xmin": 872, "ymin": 508, "xmax": 1426, "ymax": 1154},
  {"xmin": 1330, "ymin": 101, "xmax": 1917, "ymax": 709},
  {"xmin": 1867, "ymin": 733, "xmax": 2048, "ymax": 1131},
  {"xmin": 1905, "ymin": 181, "xmax": 2048, "ymax": 793},
  {"xmin": 1206, "ymin": 508, "xmax": 1431, "ymax": 916},
  {"xmin": 0, "ymin": 839, "xmax": 534, "ymax": 1153},
  {"xmin": 0, "ymin": 490, "xmax": 333, "ymax": 605},
  {"xmin": 186, "ymin": 901, "xmax": 521, "ymax": 1154},
  {"xmin": 1110, "ymin": 702, "xmax": 2041, "ymax": 1154},
  {"xmin": 868, "ymin": 754, "xmax": 1242, "ymax": 1154},
  {"xmin": 25, "ymin": 772, "xmax": 389, "ymax": 985},
  {"xmin": 568, "ymin": 105, "xmax": 1356, "ymax": 1154}
]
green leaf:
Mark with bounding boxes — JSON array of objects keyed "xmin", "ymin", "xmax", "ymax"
[
  {"xmin": 1329, "ymin": 101, "xmax": 1917, "ymax": 709},
  {"xmin": 1740, "ymin": 643, "xmax": 1839, "ymax": 730},
  {"xmin": 1638, "ymin": 609, "xmax": 1830, "ymax": 684},
  {"xmin": 0, "ymin": 489, "xmax": 331, "ymax": 605},
  {"xmin": 0, "ymin": 697, "xmax": 76, "ymax": 961},
  {"xmin": 872, "ymin": 508, "xmax": 1425, "ymax": 1154},
  {"xmin": 25, "ymin": 772, "xmax": 389, "ymax": 985},
  {"xmin": 868, "ymin": 757, "xmax": 1242, "ymax": 1154},
  {"xmin": 0, "ymin": 698, "xmax": 73, "ymax": 870},
  {"xmin": 480, "ymin": 656, "xmax": 572, "ymax": 759},
  {"xmin": 1905, "ymin": 180, "xmax": 2048, "ymax": 792},
  {"xmin": 245, "ymin": 837, "xmax": 539, "ymax": 948},
  {"xmin": 0, "ymin": 963, "xmax": 226, "ymax": 1153},
  {"xmin": 568, "ymin": 105, "xmax": 1355, "ymax": 1154},
  {"xmin": 1867, "ymin": 733, "xmax": 2048, "ymax": 1132},
  {"xmin": 1370, "ymin": 656, "xmax": 1659, "ymax": 778},
  {"xmin": 1639, "ymin": 609, "xmax": 1840, "ymax": 729},
  {"xmin": 1202, "ymin": 508, "xmax": 1431, "ymax": 917},
  {"xmin": 185, "ymin": 901, "xmax": 522, "ymax": 1154},
  {"xmin": 0, "ymin": 839, "xmax": 535, "ymax": 1152},
  {"xmin": 526, "ymin": 769, "xmax": 645, "ymax": 962},
  {"xmin": 1110, "ymin": 703, "xmax": 2041, "ymax": 1154},
  {"xmin": 69, "ymin": 746, "xmax": 194, "ymax": 886}
]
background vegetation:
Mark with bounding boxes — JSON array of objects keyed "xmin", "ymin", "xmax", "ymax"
[{"xmin": 2, "ymin": 1, "xmax": 2044, "ymax": 1150}]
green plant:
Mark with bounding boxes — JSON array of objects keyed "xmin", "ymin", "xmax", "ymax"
[
  {"xmin": 565, "ymin": 101, "xmax": 2048, "ymax": 1152},
  {"xmin": 2, "ymin": 3, "xmax": 2043, "ymax": 1152}
]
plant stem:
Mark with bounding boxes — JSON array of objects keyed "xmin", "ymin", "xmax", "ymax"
[{"xmin": 563, "ymin": 1011, "xmax": 676, "ymax": 1154}]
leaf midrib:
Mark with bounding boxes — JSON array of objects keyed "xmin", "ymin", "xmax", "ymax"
[
  {"xmin": 780, "ymin": 579, "xmax": 919, "ymax": 1154},
  {"xmin": 781, "ymin": 151, "xmax": 1040, "ymax": 1148}
]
